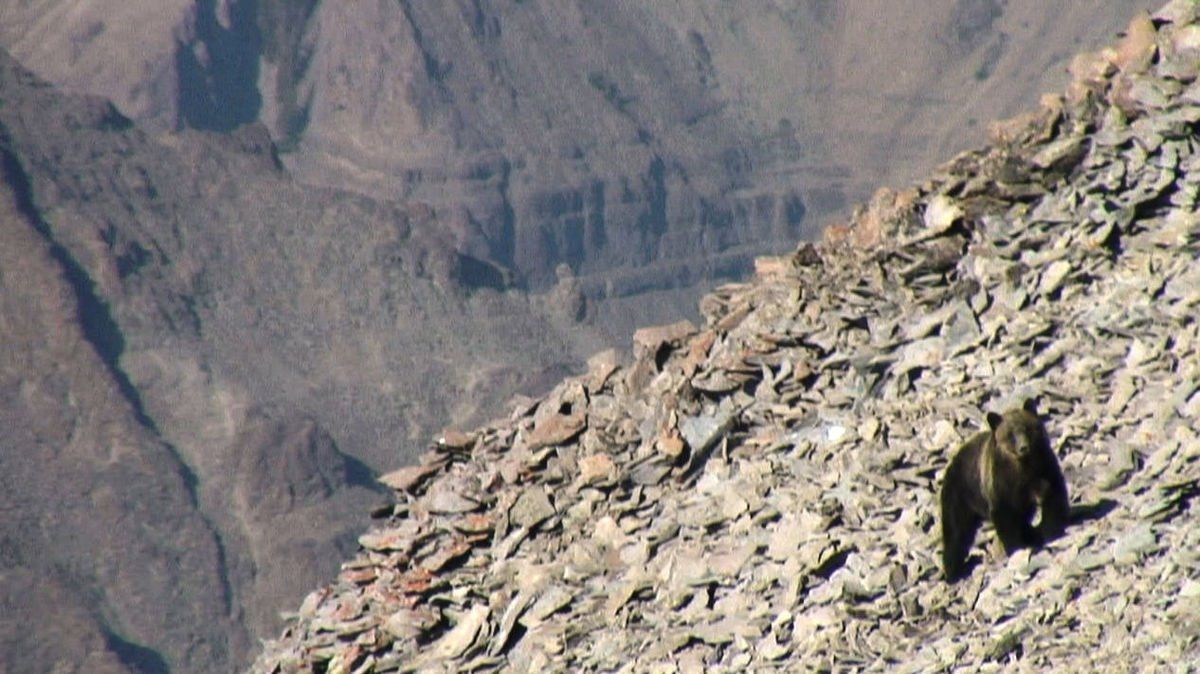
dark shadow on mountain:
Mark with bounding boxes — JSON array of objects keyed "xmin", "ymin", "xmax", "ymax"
[
  {"xmin": 344, "ymin": 454, "xmax": 384, "ymax": 493},
  {"xmin": 103, "ymin": 629, "xmax": 170, "ymax": 674},
  {"xmin": 1068, "ymin": 498, "xmax": 1118, "ymax": 526},
  {"xmin": 456, "ymin": 253, "xmax": 512, "ymax": 291},
  {"xmin": 255, "ymin": 0, "xmax": 319, "ymax": 146},
  {"xmin": 177, "ymin": 0, "xmax": 263, "ymax": 132},
  {"xmin": 0, "ymin": 132, "xmax": 149, "ymax": 429}
]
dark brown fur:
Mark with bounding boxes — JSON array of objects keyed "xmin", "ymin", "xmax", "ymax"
[{"xmin": 940, "ymin": 400, "xmax": 1069, "ymax": 582}]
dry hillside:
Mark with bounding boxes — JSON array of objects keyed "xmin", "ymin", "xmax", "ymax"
[
  {"xmin": 0, "ymin": 2, "xmax": 1176, "ymax": 673},
  {"xmin": 253, "ymin": 4, "xmax": 1200, "ymax": 672}
]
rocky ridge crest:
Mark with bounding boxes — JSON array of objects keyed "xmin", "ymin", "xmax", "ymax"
[{"xmin": 253, "ymin": 4, "xmax": 1200, "ymax": 671}]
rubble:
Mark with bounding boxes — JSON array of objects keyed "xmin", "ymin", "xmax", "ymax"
[{"xmin": 251, "ymin": 6, "xmax": 1200, "ymax": 673}]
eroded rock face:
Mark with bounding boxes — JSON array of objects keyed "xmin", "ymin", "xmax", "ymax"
[
  {"xmin": 0, "ymin": 0, "xmax": 192, "ymax": 127},
  {"xmin": 252, "ymin": 4, "xmax": 1200, "ymax": 672},
  {"xmin": 0, "ymin": 0, "xmax": 1162, "ymax": 294},
  {"xmin": 234, "ymin": 415, "xmax": 356, "ymax": 518}
]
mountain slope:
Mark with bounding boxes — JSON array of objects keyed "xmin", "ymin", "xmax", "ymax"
[
  {"xmin": 0, "ymin": 2, "xmax": 1177, "ymax": 672},
  {"xmin": 1, "ymin": 1, "xmax": 1161, "ymax": 298},
  {"xmin": 0, "ymin": 150, "xmax": 242, "ymax": 673},
  {"xmin": 0, "ymin": 52, "xmax": 604, "ymax": 673},
  {"xmin": 252, "ymin": 4, "xmax": 1200, "ymax": 671}
]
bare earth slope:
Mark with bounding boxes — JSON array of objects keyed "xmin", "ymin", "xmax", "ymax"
[{"xmin": 253, "ymin": 5, "xmax": 1200, "ymax": 672}]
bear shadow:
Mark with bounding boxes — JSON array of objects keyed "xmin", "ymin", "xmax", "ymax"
[{"xmin": 1067, "ymin": 498, "xmax": 1118, "ymax": 526}]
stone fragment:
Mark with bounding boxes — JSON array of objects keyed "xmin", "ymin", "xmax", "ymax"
[
  {"xmin": 419, "ymin": 538, "xmax": 473, "ymax": 573},
  {"xmin": 1156, "ymin": 0, "xmax": 1200, "ymax": 24},
  {"xmin": 1113, "ymin": 523, "xmax": 1158, "ymax": 564},
  {"xmin": 633, "ymin": 320, "xmax": 696, "ymax": 359},
  {"xmin": 922, "ymin": 195, "xmax": 963, "ymax": 235},
  {"xmin": 1172, "ymin": 24, "xmax": 1200, "ymax": 52},
  {"xmin": 587, "ymin": 349, "xmax": 622, "ymax": 392},
  {"xmin": 377, "ymin": 461, "xmax": 443, "ymax": 493},
  {"xmin": 754, "ymin": 256, "xmax": 794, "ymax": 279},
  {"xmin": 630, "ymin": 460, "xmax": 672, "ymax": 486},
  {"xmin": 577, "ymin": 453, "xmax": 618, "ymax": 486},
  {"xmin": 691, "ymin": 368, "xmax": 744, "ymax": 393},
  {"xmin": 429, "ymin": 604, "xmax": 491, "ymax": 660},
  {"xmin": 358, "ymin": 524, "xmax": 418, "ymax": 553},
  {"xmin": 489, "ymin": 591, "xmax": 535, "ymax": 656},
  {"xmin": 678, "ymin": 407, "xmax": 737, "ymax": 456},
  {"xmin": 894, "ymin": 337, "xmax": 946, "ymax": 375},
  {"xmin": 657, "ymin": 431, "xmax": 686, "ymax": 459},
  {"xmin": 1031, "ymin": 136, "xmax": 1087, "ymax": 170},
  {"xmin": 1112, "ymin": 12, "xmax": 1158, "ymax": 73},
  {"xmin": 510, "ymin": 487, "xmax": 556, "ymax": 529},
  {"xmin": 1069, "ymin": 50, "xmax": 1116, "ymax": 86},
  {"xmin": 425, "ymin": 482, "xmax": 481, "ymax": 514},
  {"xmin": 382, "ymin": 607, "xmax": 440, "ymax": 640},
  {"xmin": 436, "ymin": 429, "xmax": 476, "ymax": 451},
  {"xmin": 525, "ymin": 411, "xmax": 587, "ymax": 450},
  {"xmin": 1038, "ymin": 260, "xmax": 1073, "ymax": 296}
]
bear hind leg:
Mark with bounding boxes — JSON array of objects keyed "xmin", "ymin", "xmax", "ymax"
[{"xmin": 942, "ymin": 495, "xmax": 983, "ymax": 582}]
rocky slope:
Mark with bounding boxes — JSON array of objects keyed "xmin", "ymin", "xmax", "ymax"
[
  {"xmin": 252, "ymin": 4, "xmax": 1200, "ymax": 672},
  {"xmin": 0, "ymin": 2, "xmax": 1173, "ymax": 672}
]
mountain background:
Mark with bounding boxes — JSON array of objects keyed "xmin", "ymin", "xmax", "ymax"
[{"xmin": 0, "ymin": 2, "xmax": 1158, "ymax": 672}]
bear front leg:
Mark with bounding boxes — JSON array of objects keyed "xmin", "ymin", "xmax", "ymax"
[
  {"xmin": 1038, "ymin": 472, "xmax": 1070, "ymax": 541},
  {"xmin": 992, "ymin": 505, "xmax": 1042, "ymax": 555}
]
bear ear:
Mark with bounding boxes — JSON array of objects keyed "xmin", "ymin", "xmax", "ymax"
[
  {"xmin": 986, "ymin": 411, "xmax": 1004, "ymax": 430},
  {"xmin": 1022, "ymin": 397, "xmax": 1039, "ymax": 415}
]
